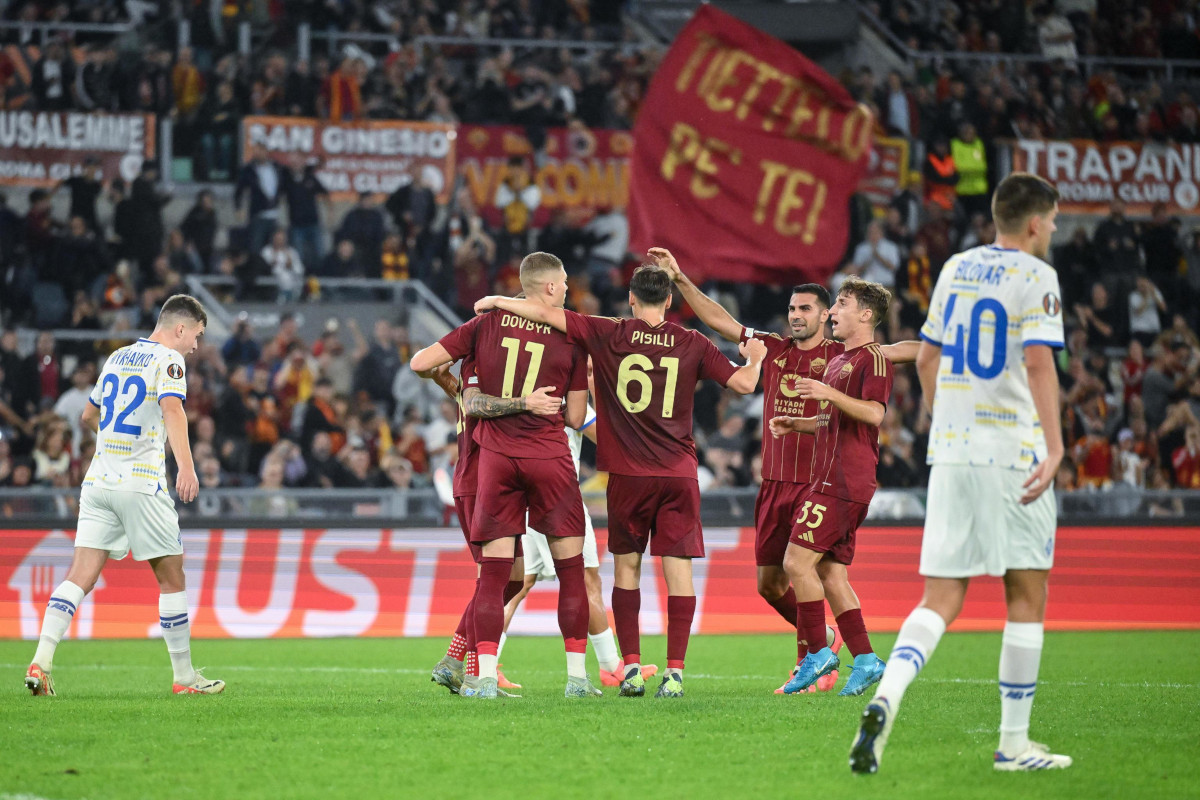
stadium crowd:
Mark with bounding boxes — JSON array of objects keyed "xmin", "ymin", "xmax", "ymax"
[{"xmin": 2, "ymin": 0, "xmax": 1200, "ymax": 514}]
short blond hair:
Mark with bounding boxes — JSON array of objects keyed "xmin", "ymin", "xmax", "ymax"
[{"xmin": 519, "ymin": 251, "xmax": 564, "ymax": 293}]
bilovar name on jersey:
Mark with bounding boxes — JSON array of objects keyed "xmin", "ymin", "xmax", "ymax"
[{"xmin": 953, "ymin": 261, "xmax": 1007, "ymax": 285}]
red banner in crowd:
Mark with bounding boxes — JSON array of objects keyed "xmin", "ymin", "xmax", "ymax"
[
  {"xmin": 2, "ymin": 525, "xmax": 1196, "ymax": 640},
  {"xmin": 458, "ymin": 124, "xmax": 633, "ymax": 229},
  {"xmin": 860, "ymin": 136, "xmax": 910, "ymax": 212},
  {"xmin": 242, "ymin": 116, "xmax": 457, "ymax": 202},
  {"xmin": 0, "ymin": 110, "xmax": 156, "ymax": 187},
  {"xmin": 1014, "ymin": 139, "xmax": 1200, "ymax": 215},
  {"xmin": 626, "ymin": 5, "xmax": 874, "ymax": 285}
]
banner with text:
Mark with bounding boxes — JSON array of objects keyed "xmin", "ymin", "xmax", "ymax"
[
  {"xmin": 0, "ymin": 111, "xmax": 155, "ymax": 187},
  {"xmin": 242, "ymin": 116, "xmax": 457, "ymax": 202},
  {"xmin": 458, "ymin": 124, "xmax": 633, "ymax": 229},
  {"xmin": 2, "ymin": 526, "xmax": 1196, "ymax": 641},
  {"xmin": 1013, "ymin": 139, "xmax": 1200, "ymax": 215},
  {"xmin": 626, "ymin": 5, "xmax": 874, "ymax": 285}
]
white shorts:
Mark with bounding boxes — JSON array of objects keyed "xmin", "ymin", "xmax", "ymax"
[
  {"xmin": 920, "ymin": 464, "xmax": 1056, "ymax": 578},
  {"xmin": 76, "ymin": 487, "xmax": 183, "ymax": 561},
  {"xmin": 523, "ymin": 508, "xmax": 599, "ymax": 580}
]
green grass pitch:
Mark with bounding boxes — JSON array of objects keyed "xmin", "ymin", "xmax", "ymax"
[{"xmin": 2, "ymin": 631, "xmax": 1198, "ymax": 800}]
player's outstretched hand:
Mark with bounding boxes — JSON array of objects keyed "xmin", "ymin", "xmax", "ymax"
[
  {"xmin": 647, "ymin": 247, "xmax": 682, "ymax": 282},
  {"xmin": 1020, "ymin": 455, "xmax": 1060, "ymax": 505},
  {"xmin": 524, "ymin": 385, "xmax": 561, "ymax": 415},
  {"xmin": 740, "ymin": 337, "xmax": 768, "ymax": 364},
  {"xmin": 768, "ymin": 416, "xmax": 796, "ymax": 438},
  {"xmin": 474, "ymin": 296, "xmax": 501, "ymax": 314},
  {"xmin": 795, "ymin": 377, "xmax": 831, "ymax": 400},
  {"xmin": 176, "ymin": 466, "xmax": 199, "ymax": 503}
]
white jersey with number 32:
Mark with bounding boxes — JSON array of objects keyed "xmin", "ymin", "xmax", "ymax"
[
  {"xmin": 83, "ymin": 338, "xmax": 188, "ymax": 495},
  {"xmin": 920, "ymin": 245, "xmax": 1064, "ymax": 470}
]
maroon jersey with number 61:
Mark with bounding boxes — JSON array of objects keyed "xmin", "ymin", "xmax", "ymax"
[
  {"xmin": 807, "ymin": 342, "xmax": 893, "ymax": 505},
  {"xmin": 440, "ymin": 311, "xmax": 588, "ymax": 459},
  {"xmin": 564, "ymin": 311, "xmax": 740, "ymax": 478}
]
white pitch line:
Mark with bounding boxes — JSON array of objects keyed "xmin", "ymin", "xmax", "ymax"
[{"xmin": 1, "ymin": 664, "xmax": 1194, "ymax": 689}]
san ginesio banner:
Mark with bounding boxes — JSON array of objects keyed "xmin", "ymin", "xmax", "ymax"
[
  {"xmin": 242, "ymin": 116, "xmax": 457, "ymax": 202},
  {"xmin": 2, "ymin": 526, "xmax": 1195, "ymax": 640},
  {"xmin": 0, "ymin": 110, "xmax": 155, "ymax": 186},
  {"xmin": 1013, "ymin": 139, "xmax": 1200, "ymax": 214}
]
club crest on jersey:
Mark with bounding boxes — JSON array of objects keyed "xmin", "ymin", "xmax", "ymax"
[
  {"xmin": 840, "ymin": 362, "xmax": 855, "ymax": 376},
  {"xmin": 810, "ymin": 357, "xmax": 826, "ymax": 375},
  {"xmin": 773, "ymin": 357, "xmax": 787, "ymax": 369},
  {"xmin": 1042, "ymin": 292, "xmax": 1061, "ymax": 316},
  {"xmin": 779, "ymin": 373, "xmax": 802, "ymax": 398},
  {"xmin": 166, "ymin": 364, "xmax": 184, "ymax": 379}
]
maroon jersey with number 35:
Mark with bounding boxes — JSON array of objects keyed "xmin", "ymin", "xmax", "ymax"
[
  {"xmin": 564, "ymin": 311, "xmax": 740, "ymax": 478},
  {"xmin": 807, "ymin": 342, "xmax": 893, "ymax": 505},
  {"xmin": 440, "ymin": 311, "xmax": 588, "ymax": 459}
]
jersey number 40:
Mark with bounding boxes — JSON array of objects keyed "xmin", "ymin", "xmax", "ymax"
[{"xmin": 941, "ymin": 294, "xmax": 1007, "ymax": 380}]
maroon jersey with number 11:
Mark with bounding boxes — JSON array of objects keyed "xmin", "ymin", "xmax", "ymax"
[
  {"xmin": 439, "ymin": 311, "xmax": 588, "ymax": 459},
  {"xmin": 564, "ymin": 311, "xmax": 740, "ymax": 478}
]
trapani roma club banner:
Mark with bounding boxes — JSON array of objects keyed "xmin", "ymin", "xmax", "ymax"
[
  {"xmin": 242, "ymin": 116, "xmax": 457, "ymax": 202},
  {"xmin": 0, "ymin": 110, "xmax": 156, "ymax": 187},
  {"xmin": 2, "ymin": 525, "xmax": 1197, "ymax": 640},
  {"xmin": 627, "ymin": 5, "xmax": 874, "ymax": 285},
  {"xmin": 1014, "ymin": 139, "xmax": 1200, "ymax": 215},
  {"xmin": 459, "ymin": 124, "xmax": 633, "ymax": 229}
]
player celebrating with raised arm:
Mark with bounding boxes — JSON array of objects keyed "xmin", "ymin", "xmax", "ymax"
[
  {"xmin": 25, "ymin": 295, "xmax": 223, "ymax": 696},
  {"xmin": 766, "ymin": 277, "xmax": 894, "ymax": 697},
  {"xmin": 654, "ymin": 249, "xmax": 917, "ymax": 694},
  {"xmin": 413, "ymin": 356, "xmax": 561, "ymax": 696},
  {"xmin": 411, "ymin": 252, "xmax": 596, "ymax": 700},
  {"xmin": 850, "ymin": 174, "xmax": 1071, "ymax": 774},
  {"xmin": 475, "ymin": 262, "xmax": 767, "ymax": 698}
]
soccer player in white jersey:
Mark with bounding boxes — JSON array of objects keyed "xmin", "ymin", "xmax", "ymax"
[
  {"xmin": 499, "ymin": 403, "xmax": 658, "ymax": 690},
  {"xmin": 25, "ymin": 295, "xmax": 223, "ymax": 697},
  {"xmin": 850, "ymin": 173, "xmax": 1071, "ymax": 773}
]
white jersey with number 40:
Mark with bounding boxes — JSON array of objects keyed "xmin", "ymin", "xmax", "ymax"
[
  {"xmin": 920, "ymin": 244, "xmax": 1064, "ymax": 471},
  {"xmin": 83, "ymin": 338, "xmax": 188, "ymax": 495}
]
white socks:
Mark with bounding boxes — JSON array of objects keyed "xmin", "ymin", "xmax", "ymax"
[
  {"xmin": 998, "ymin": 621, "xmax": 1044, "ymax": 755},
  {"xmin": 873, "ymin": 606, "xmax": 947, "ymax": 710},
  {"xmin": 589, "ymin": 628, "xmax": 621, "ymax": 673},
  {"xmin": 497, "ymin": 632, "xmax": 508, "ymax": 660},
  {"xmin": 32, "ymin": 580, "xmax": 86, "ymax": 671},
  {"xmin": 566, "ymin": 651, "xmax": 587, "ymax": 679},
  {"xmin": 479, "ymin": 653, "xmax": 499, "ymax": 681},
  {"xmin": 159, "ymin": 591, "xmax": 196, "ymax": 684}
]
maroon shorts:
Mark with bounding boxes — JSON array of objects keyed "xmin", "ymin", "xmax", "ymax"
[
  {"xmin": 472, "ymin": 448, "xmax": 584, "ymax": 544},
  {"xmin": 754, "ymin": 479, "xmax": 807, "ymax": 567},
  {"xmin": 789, "ymin": 488, "xmax": 870, "ymax": 565},
  {"xmin": 454, "ymin": 494, "xmax": 482, "ymax": 563},
  {"xmin": 606, "ymin": 474, "xmax": 704, "ymax": 558}
]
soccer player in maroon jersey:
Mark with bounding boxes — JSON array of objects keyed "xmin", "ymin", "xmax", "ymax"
[
  {"xmin": 410, "ymin": 252, "xmax": 596, "ymax": 699},
  {"xmin": 654, "ymin": 248, "xmax": 916, "ymax": 694},
  {"xmin": 767, "ymin": 276, "xmax": 895, "ymax": 696},
  {"xmin": 474, "ymin": 263, "xmax": 768, "ymax": 697},
  {"xmin": 413, "ymin": 356, "xmax": 560, "ymax": 696}
]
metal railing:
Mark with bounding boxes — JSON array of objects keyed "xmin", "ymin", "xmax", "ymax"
[
  {"xmin": 0, "ymin": 20, "xmax": 136, "ymax": 45},
  {"xmin": 852, "ymin": 0, "xmax": 1200, "ymax": 82},
  {"xmin": 3, "ymin": 486, "xmax": 1197, "ymax": 525},
  {"xmin": 308, "ymin": 29, "xmax": 656, "ymax": 59}
]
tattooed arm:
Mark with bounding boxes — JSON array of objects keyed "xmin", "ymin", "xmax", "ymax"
[{"xmin": 463, "ymin": 385, "xmax": 561, "ymax": 418}]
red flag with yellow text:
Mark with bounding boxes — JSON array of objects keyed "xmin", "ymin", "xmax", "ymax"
[{"xmin": 628, "ymin": 5, "xmax": 874, "ymax": 285}]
